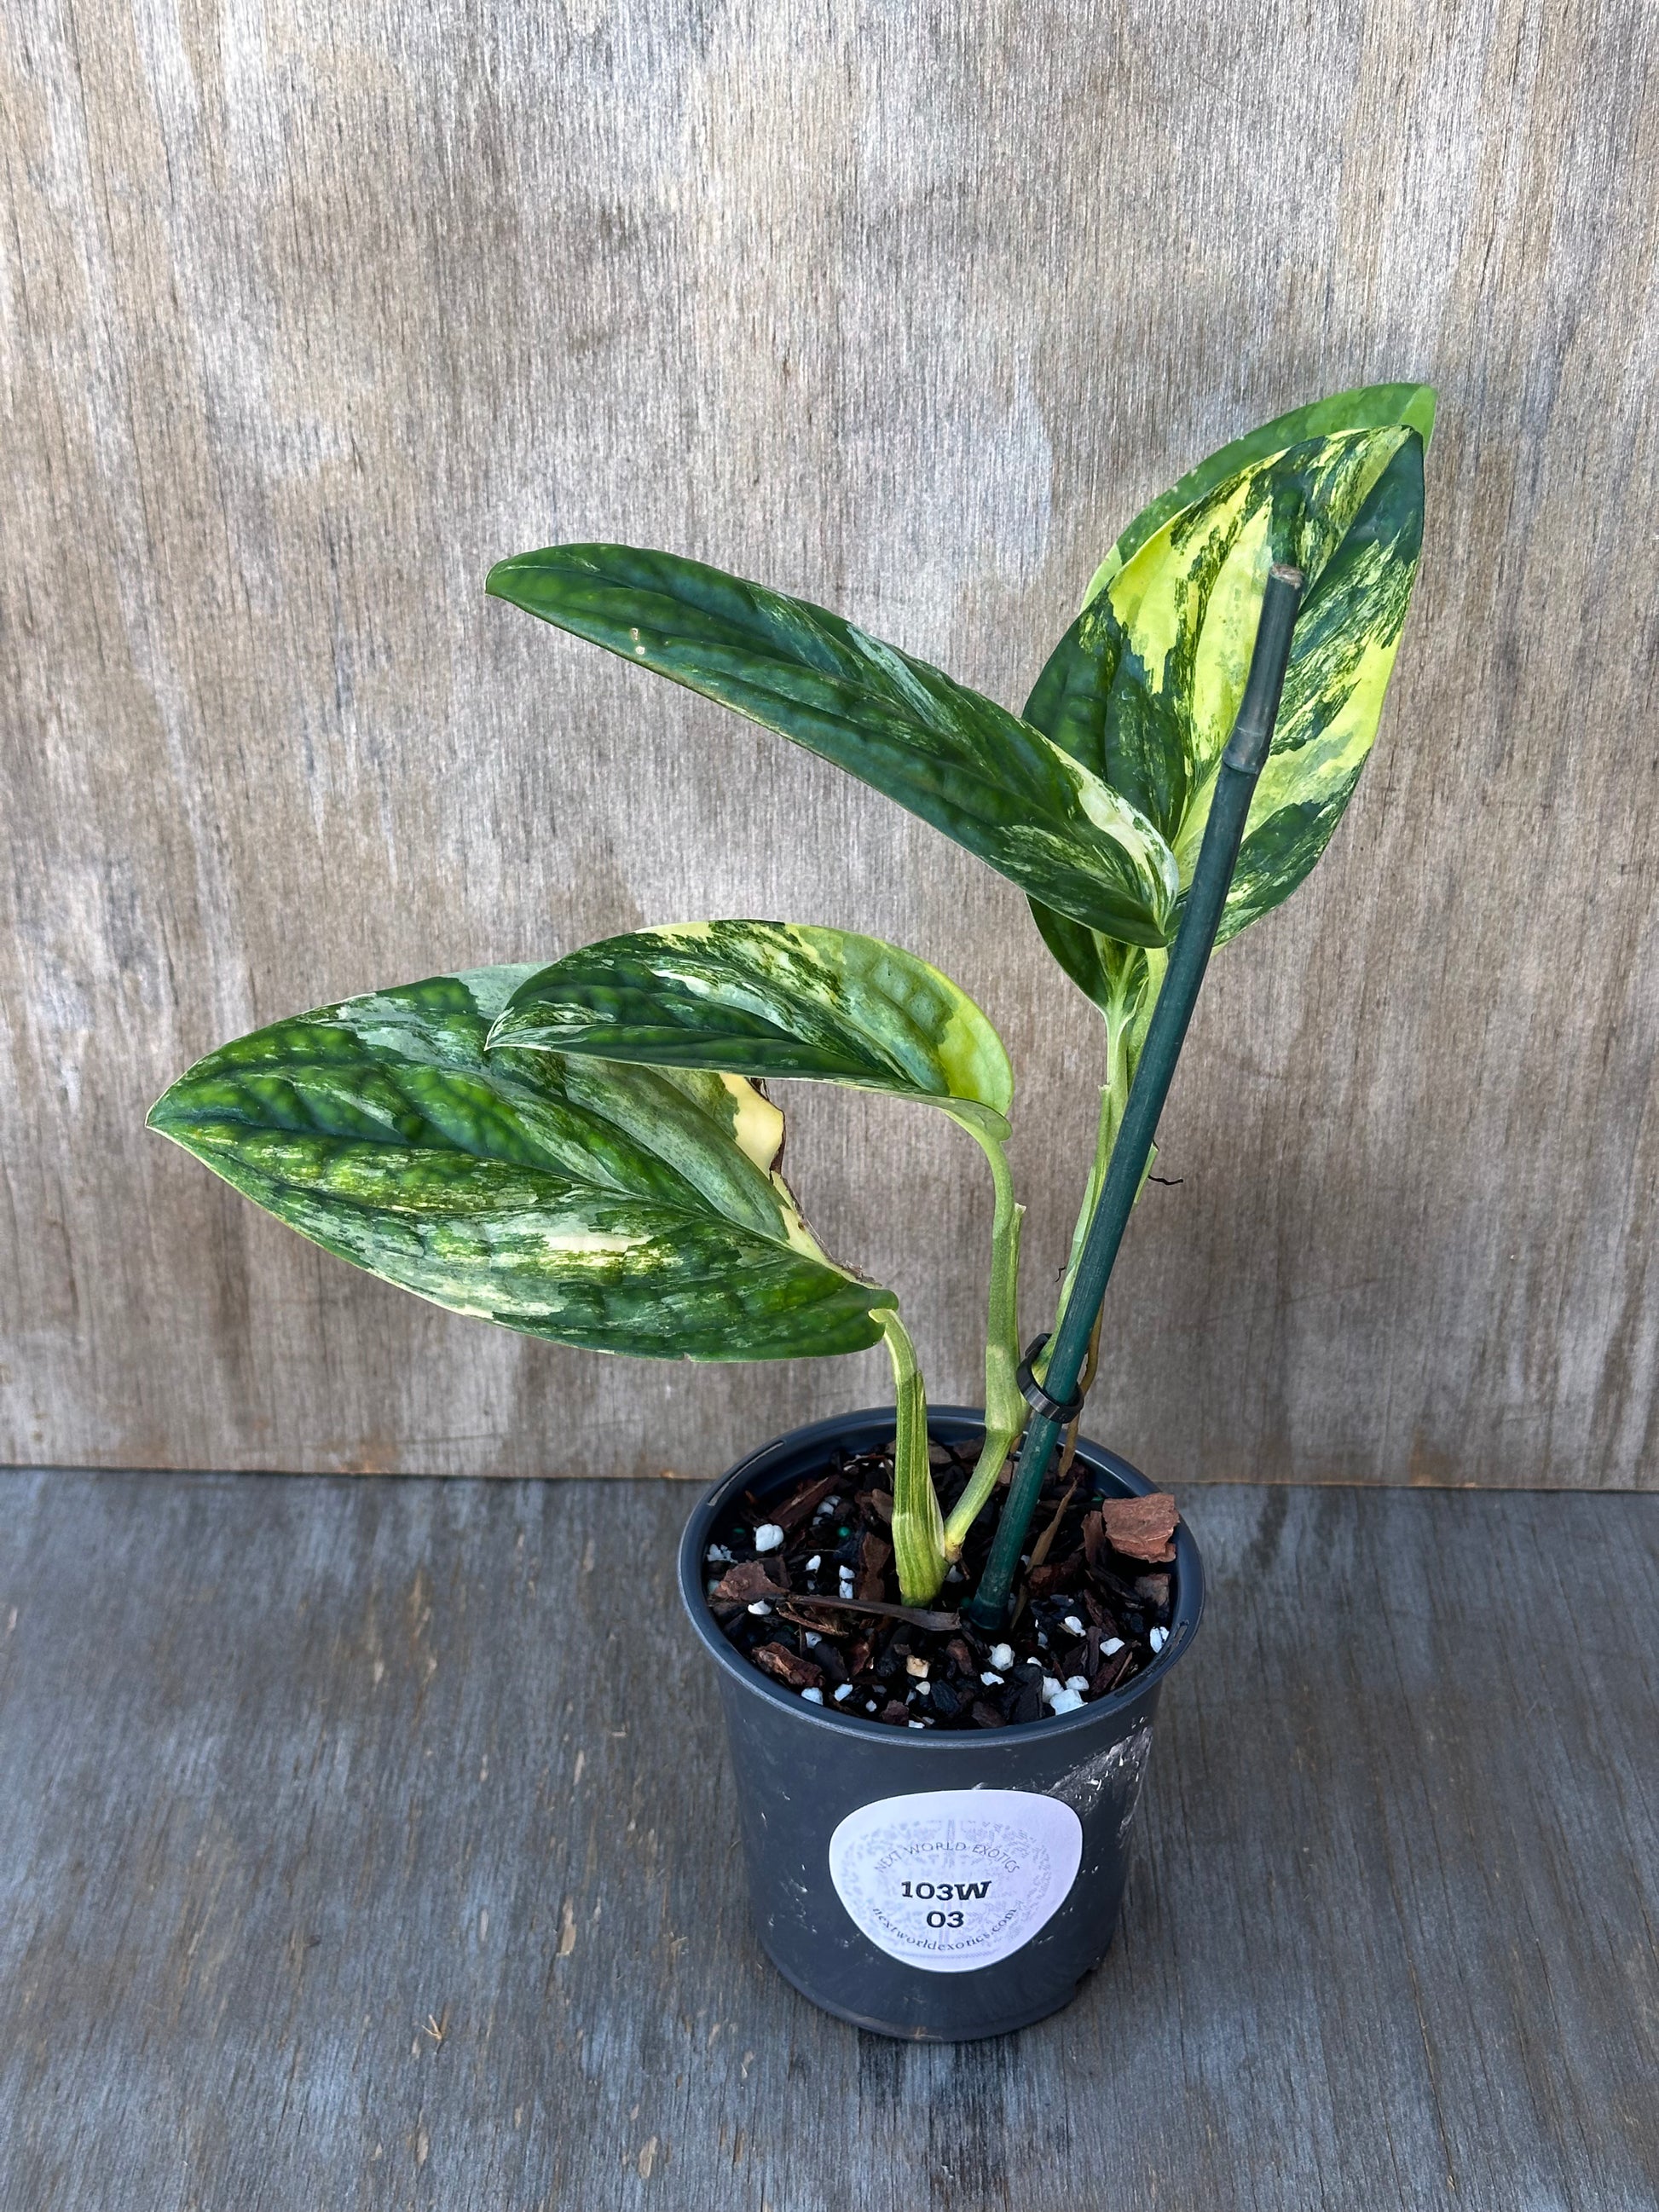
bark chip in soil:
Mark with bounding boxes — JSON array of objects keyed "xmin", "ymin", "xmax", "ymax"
[{"xmin": 702, "ymin": 1435, "xmax": 1181, "ymax": 1730}]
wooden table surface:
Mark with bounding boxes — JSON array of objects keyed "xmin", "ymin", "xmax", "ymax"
[{"xmin": 1, "ymin": 1468, "xmax": 1654, "ymax": 2212}]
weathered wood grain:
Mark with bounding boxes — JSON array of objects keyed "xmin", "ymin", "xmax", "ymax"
[
  {"xmin": 0, "ymin": 1470, "xmax": 1654, "ymax": 2209},
  {"xmin": 3, "ymin": 1, "xmax": 1658, "ymax": 1481}
]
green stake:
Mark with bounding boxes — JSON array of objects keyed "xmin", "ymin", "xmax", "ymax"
[{"xmin": 966, "ymin": 563, "xmax": 1306, "ymax": 1632}]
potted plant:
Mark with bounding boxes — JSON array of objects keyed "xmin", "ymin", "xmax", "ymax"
[{"xmin": 148, "ymin": 381, "xmax": 1430, "ymax": 2040}]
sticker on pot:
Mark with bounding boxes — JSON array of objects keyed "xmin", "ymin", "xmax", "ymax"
[{"xmin": 827, "ymin": 1788, "xmax": 1084, "ymax": 1972}]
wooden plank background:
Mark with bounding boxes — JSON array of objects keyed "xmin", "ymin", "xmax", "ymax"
[
  {"xmin": 3, "ymin": 1469, "xmax": 1656, "ymax": 2208},
  {"xmin": 3, "ymin": 0, "xmax": 1656, "ymax": 1484}
]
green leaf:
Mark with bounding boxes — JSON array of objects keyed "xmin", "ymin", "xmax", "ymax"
[
  {"xmin": 492, "ymin": 921, "xmax": 1026, "ymax": 1527},
  {"xmin": 488, "ymin": 921, "xmax": 1014, "ymax": 1137},
  {"xmin": 1220, "ymin": 430, "xmax": 1424, "ymax": 941},
  {"xmin": 1026, "ymin": 906, "xmax": 1155, "ymax": 1035},
  {"xmin": 1083, "ymin": 380, "xmax": 1435, "ymax": 602},
  {"xmin": 1026, "ymin": 411, "xmax": 1425, "ymax": 1001},
  {"xmin": 146, "ymin": 967, "xmax": 891, "ymax": 1361},
  {"xmin": 486, "ymin": 544, "xmax": 1179, "ymax": 947}
]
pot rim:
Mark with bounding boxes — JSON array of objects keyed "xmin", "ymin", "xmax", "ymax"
[{"xmin": 677, "ymin": 1402, "xmax": 1205, "ymax": 1748}]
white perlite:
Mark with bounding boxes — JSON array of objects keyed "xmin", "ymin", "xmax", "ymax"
[
  {"xmin": 833, "ymin": 1684, "xmax": 854, "ymax": 1702},
  {"xmin": 980, "ymin": 1670, "xmax": 1004, "ymax": 1687},
  {"xmin": 1149, "ymin": 1626, "xmax": 1169, "ymax": 1653},
  {"xmin": 754, "ymin": 1523, "xmax": 784, "ymax": 1553},
  {"xmin": 990, "ymin": 1643, "xmax": 1014, "ymax": 1671},
  {"xmin": 1049, "ymin": 1687, "xmax": 1085, "ymax": 1715},
  {"xmin": 1101, "ymin": 1636, "xmax": 1124, "ymax": 1656},
  {"xmin": 1065, "ymin": 1674, "xmax": 1090, "ymax": 1693},
  {"xmin": 800, "ymin": 1686, "xmax": 824, "ymax": 1704},
  {"xmin": 747, "ymin": 1600, "xmax": 772, "ymax": 1616},
  {"xmin": 1062, "ymin": 1614, "xmax": 1084, "ymax": 1636}
]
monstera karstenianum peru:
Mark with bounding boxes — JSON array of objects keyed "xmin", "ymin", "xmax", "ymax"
[{"xmin": 151, "ymin": 382, "xmax": 1430, "ymax": 1608}]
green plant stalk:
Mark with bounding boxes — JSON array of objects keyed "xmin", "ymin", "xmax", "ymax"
[
  {"xmin": 1053, "ymin": 1305, "xmax": 1105, "ymax": 1487},
  {"xmin": 1049, "ymin": 945, "xmax": 1166, "ymax": 1351},
  {"xmin": 941, "ymin": 1123, "xmax": 1026, "ymax": 1557},
  {"xmin": 1051, "ymin": 1054, "xmax": 1130, "ymax": 1349},
  {"xmin": 881, "ymin": 1308, "xmax": 946, "ymax": 1605},
  {"xmin": 967, "ymin": 564, "xmax": 1305, "ymax": 1631}
]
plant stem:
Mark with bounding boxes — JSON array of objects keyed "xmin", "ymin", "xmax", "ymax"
[
  {"xmin": 1049, "ymin": 945, "xmax": 1164, "ymax": 1351},
  {"xmin": 941, "ymin": 1123, "xmax": 1026, "ymax": 1557},
  {"xmin": 1054, "ymin": 1302, "xmax": 1105, "ymax": 1487},
  {"xmin": 880, "ymin": 1308, "xmax": 945, "ymax": 1606},
  {"xmin": 1051, "ymin": 1066, "xmax": 1127, "ymax": 1351}
]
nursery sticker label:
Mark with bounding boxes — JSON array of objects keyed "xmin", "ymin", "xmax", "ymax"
[{"xmin": 827, "ymin": 1788, "xmax": 1083, "ymax": 1972}]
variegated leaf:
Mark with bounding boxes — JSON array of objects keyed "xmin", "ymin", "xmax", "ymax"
[
  {"xmin": 147, "ymin": 967, "xmax": 890, "ymax": 1361},
  {"xmin": 1084, "ymin": 379, "xmax": 1436, "ymax": 601},
  {"xmin": 1026, "ymin": 390, "xmax": 1428, "ymax": 1006},
  {"xmin": 1026, "ymin": 906, "xmax": 1158, "ymax": 1043},
  {"xmin": 1219, "ymin": 430, "xmax": 1423, "ymax": 939},
  {"xmin": 488, "ymin": 921, "xmax": 1014, "ymax": 1137},
  {"xmin": 485, "ymin": 544, "xmax": 1179, "ymax": 947}
]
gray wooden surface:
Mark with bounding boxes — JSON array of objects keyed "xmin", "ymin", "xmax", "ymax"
[
  {"xmin": 1, "ymin": 1467, "xmax": 1653, "ymax": 2211},
  {"xmin": 5, "ymin": 0, "xmax": 1659, "ymax": 1487}
]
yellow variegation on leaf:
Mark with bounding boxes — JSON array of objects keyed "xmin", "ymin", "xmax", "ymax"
[
  {"xmin": 491, "ymin": 921, "xmax": 1026, "ymax": 1596},
  {"xmin": 146, "ymin": 967, "xmax": 891, "ymax": 1363},
  {"xmin": 1026, "ymin": 383, "xmax": 1430, "ymax": 1017},
  {"xmin": 490, "ymin": 921, "xmax": 1013, "ymax": 1135},
  {"xmin": 1024, "ymin": 384, "xmax": 1430, "ymax": 1348}
]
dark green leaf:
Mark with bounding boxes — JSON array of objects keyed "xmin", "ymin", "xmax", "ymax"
[
  {"xmin": 486, "ymin": 544, "xmax": 1178, "ymax": 946},
  {"xmin": 1220, "ymin": 430, "xmax": 1424, "ymax": 940},
  {"xmin": 1026, "ymin": 904, "xmax": 1147, "ymax": 1028}
]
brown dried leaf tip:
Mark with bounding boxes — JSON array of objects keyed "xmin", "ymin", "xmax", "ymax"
[{"xmin": 1089, "ymin": 1493, "xmax": 1180, "ymax": 1565}]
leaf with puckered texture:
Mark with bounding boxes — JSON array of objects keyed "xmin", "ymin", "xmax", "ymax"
[
  {"xmin": 147, "ymin": 967, "xmax": 890, "ymax": 1362},
  {"xmin": 489, "ymin": 920, "xmax": 1014, "ymax": 1138},
  {"xmin": 1026, "ymin": 385, "xmax": 1429, "ymax": 1010},
  {"xmin": 485, "ymin": 543, "xmax": 1179, "ymax": 948}
]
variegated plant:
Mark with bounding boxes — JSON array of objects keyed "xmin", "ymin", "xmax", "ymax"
[
  {"xmin": 150, "ymin": 382, "xmax": 1430, "ymax": 1614},
  {"xmin": 1023, "ymin": 384, "xmax": 1430, "ymax": 1336},
  {"xmin": 489, "ymin": 922, "xmax": 1023, "ymax": 1600}
]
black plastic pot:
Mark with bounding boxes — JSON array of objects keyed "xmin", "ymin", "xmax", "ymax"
[{"xmin": 678, "ymin": 1405, "xmax": 1204, "ymax": 2041}]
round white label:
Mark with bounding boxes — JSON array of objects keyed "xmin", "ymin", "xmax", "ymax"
[{"xmin": 827, "ymin": 1788, "xmax": 1084, "ymax": 1972}]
